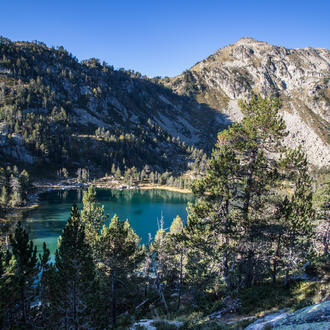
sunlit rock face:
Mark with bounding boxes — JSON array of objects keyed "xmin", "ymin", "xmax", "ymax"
[
  {"xmin": 246, "ymin": 300, "xmax": 330, "ymax": 329},
  {"xmin": 0, "ymin": 37, "xmax": 329, "ymax": 167},
  {"xmin": 163, "ymin": 37, "xmax": 330, "ymax": 166}
]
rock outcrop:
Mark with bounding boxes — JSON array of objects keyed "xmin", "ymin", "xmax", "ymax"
[
  {"xmin": 163, "ymin": 37, "xmax": 330, "ymax": 166},
  {"xmin": 245, "ymin": 300, "xmax": 330, "ymax": 329},
  {"xmin": 0, "ymin": 36, "xmax": 329, "ymax": 168}
]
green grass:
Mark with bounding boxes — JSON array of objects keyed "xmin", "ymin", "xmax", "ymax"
[
  {"xmin": 131, "ymin": 254, "xmax": 330, "ymax": 329},
  {"xmin": 238, "ymin": 279, "xmax": 327, "ymax": 316},
  {"xmin": 143, "ymin": 276, "xmax": 329, "ymax": 328}
]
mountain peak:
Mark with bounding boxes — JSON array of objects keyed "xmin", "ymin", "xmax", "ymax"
[
  {"xmin": 166, "ymin": 39, "xmax": 330, "ymax": 166},
  {"xmin": 231, "ymin": 37, "xmax": 268, "ymax": 47},
  {"xmin": 236, "ymin": 36, "xmax": 259, "ymax": 42}
]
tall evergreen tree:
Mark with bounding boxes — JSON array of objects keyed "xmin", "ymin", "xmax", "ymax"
[
  {"xmin": 185, "ymin": 95, "xmax": 288, "ymax": 294},
  {"xmin": 186, "ymin": 145, "xmax": 240, "ymax": 291},
  {"xmin": 0, "ymin": 186, "xmax": 8, "ymax": 208},
  {"xmin": 220, "ymin": 95, "xmax": 287, "ymax": 287},
  {"xmin": 19, "ymin": 169, "xmax": 30, "ymax": 202},
  {"xmin": 37, "ymin": 242, "xmax": 57, "ymax": 328},
  {"xmin": 165, "ymin": 216, "xmax": 186, "ymax": 309},
  {"xmin": 221, "ymin": 96, "xmax": 287, "ymax": 222},
  {"xmin": 151, "ymin": 215, "xmax": 170, "ymax": 314},
  {"xmin": 9, "ymin": 175, "xmax": 22, "ymax": 207},
  {"xmin": 10, "ymin": 221, "xmax": 38, "ymax": 326},
  {"xmin": 0, "ymin": 246, "xmax": 18, "ymax": 328},
  {"xmin": 80, "ymin": 185, "xmax": 108, "ymax": 252},
  {"xmin": 165, "ymin": 215, "xmax": 185, "ymax": 285},
  {"xmin": 96, "ymin": 215, "xmax": 144, "ymax": 328},
  {"xmin": 279, "ymin": 147, "xmax": 315, "ymax": 285},
  {"xmin": 54, "ymin": 205, "xmax": 96, "ymax": 329}
]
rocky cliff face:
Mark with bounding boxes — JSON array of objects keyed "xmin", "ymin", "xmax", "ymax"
[
  {"xmin": 163, "ymin": 37, "xmax": 330, "ymax": 166},
  {"xmin": 0, "ymin": 37, "xmax": 221, "ymax": 173},
  {"xmin": 0, "ymin": 37, "xmax": 329, "ymax": 169}
]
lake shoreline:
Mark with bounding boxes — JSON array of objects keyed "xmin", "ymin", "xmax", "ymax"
[
  {"xmin": 137, "ymin": 184, "xmax": 191, "ymax": 194},
  {"xmin": 2, "ymin": 178, "xmax": 192, "ymax": 222},
  {"xmin": 17, "ymin": 185, "xmax": 194, "ymax": 253},
  {"xmin": 33, "ymin": 178, "xmax": 192, "ymax": 195}
]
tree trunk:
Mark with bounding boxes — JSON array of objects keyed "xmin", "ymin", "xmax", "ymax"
[
  {"xmin": 243, "ymin": 150, "xmax": 257, "ymax": 288},
  {"xmin": 272, "ymin": 232, "xmax": 282, "ymax": 283},
  {"xmin": 177, "ymin": 251, "xmax": 183, "ymax": 310},
  {"xmin": 155, "ymin": 273, "xmax": 168, "ymax": 315},
  {"xmin": 272, "ymin": 260, "xmax": 278, "ymax": 284},
  {"xmin": 223, "ymin": 199, "xmax": 231, "ymax": 289},
  {"xmin": 323, "ymin": 224, "xmax": 329, "ymax": 255},
  {"xmin": 245, "ymin": 249, "xmax": 254, "ymax": 287},
  {"xmin": 242, "ymin": 149, "xmax": 257, "ymax": 223},
  {"xmin": 284, "ymin": 268, "xmax": 290, "ymax": 287},
  {"xmin": 111, "ymin": 272, "xmax": 116, "ymax": 328},
  {"xmin": 285, "ymin": 233, "xmax": 295, "ymax": 287},
  {"xmin": 20, "ymin": 279, "xmax": 26, "ymax": 324},
  {"xmin": 73, "ymin": 281, "xmax": 78, "ymax": 330}
]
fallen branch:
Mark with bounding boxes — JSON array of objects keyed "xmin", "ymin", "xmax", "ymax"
[{"xmin": 135, "ymin": 298, "xmax": 149, "ymax": 310}]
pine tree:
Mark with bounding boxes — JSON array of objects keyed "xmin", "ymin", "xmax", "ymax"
[
  {"xmin": 19, "ymin": 169, "xmax": 30, "ymax": 202},
  {"xmin": 279, "ymin": 147, "xmax": 315, "ymax": 285},
  {"xmin": 54, "ymin": 205, "xmax": 96, "ymax": 328},
  {"xmin": 0, "ymin": 186, "xmax": 8, "ymax": 207},
  {"xmin": 80, "ymin": 185, "xmax": 108, "ymax": 252},
  {"xmin": 115, "ymin": 167, "xmax": 122, "ymax": 180},
  {"xmin": 217, "ymin": 95, "xmax": 287, "ymax": 287},
  {"xmin": 10, "ymin": 221, "xmax": 38, "ymax": 326},
  {"xmin": 10, "ymin": 191, "xmax": 22, "ymax": 207},
  {"xmin": 0, "ymin": 246, "xmax": 18, "ymax": 328},
  {"xmin": 185, "ymin": 95, "xmax": 288, "ymax": 293},
  {"xmin": 96, "ymin": 215, "xmax": 144, "ymax": 328},
  {"xmin": 9, "ymin": 174, "xmax": 22, "ymax": 207},
  {"xmin": 151, "ymin": 215, "xmax": 170, "ymax": 314},
  {"xmin": 165, "ymin": 216, "xmax": 186, "ymax": 309},
  {"xmin": 37, "ymin": 242, "xmax": 56, "ymax": 327},
  {"xmin": 141, "ymin": 234, "xmax": 153, "ymax": 299},
  {"xmin": 111, "ymin": 163, "xmax": 116, "ymax": 176},
  {"xmin": 151, "ymin": 215, "xmax": 167, "ymax": 281},
  {"xmin": 187, "ymin": 145, "xmax": 240, "ymax": 291}
]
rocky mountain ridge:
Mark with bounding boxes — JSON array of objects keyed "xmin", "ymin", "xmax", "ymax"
[
  {"xmin": 163, "ymin": 37, "xmax": 330, "ymax": 166},
  {"xmin": 0, "ymin": 36, "xmax": 219, "ymax": 175},
  {"xmin": 0, "ymin": 36, "xmax": 329, "ymax": 173}
]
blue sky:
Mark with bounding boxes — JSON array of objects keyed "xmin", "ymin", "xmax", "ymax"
[{"xmin": 1, "ymin": 0, "xmax": 329, "ymax": 77}]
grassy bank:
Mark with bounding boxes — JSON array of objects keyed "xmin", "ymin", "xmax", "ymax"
[{"xmin": 137, "ymin": 183, "xmax": 192, "ymax": 194}]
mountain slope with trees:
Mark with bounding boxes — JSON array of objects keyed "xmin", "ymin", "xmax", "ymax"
[
  {"xmin": 0, "ymin": 96, "xmax": 328, "ymax": 329},
  {"xmin": 162, "ymin": 37, "xmax": 330, "ymax": 166},
  {"xmin": 0, "ymin": 36, "xmax": 329, "ymax": 181},
  {"xmin": 0, "ymin": 36, "xmax": 221, "ymax": 180}
]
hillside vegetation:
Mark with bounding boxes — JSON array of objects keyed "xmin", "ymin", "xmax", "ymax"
[
  {"xmin": 0, "ymin": 36, "xmax": 219, "ymax": 181},
  {"xmin": 0, "ymin": 96, "xmax": 328, "ymax": 329}
]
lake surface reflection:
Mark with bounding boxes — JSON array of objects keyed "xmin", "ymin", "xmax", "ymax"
[{"xmin": 22, "ymin": 189, "xmax": 195, "ymax": 254}]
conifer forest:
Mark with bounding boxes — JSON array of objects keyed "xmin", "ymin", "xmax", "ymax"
[
  {"xmin": 1, "ymin": 93, "xmax": 329, "ymax": 329},
  {"xmin": 0, "ymin": 17, "xmax": 329, "ymax": 327}
]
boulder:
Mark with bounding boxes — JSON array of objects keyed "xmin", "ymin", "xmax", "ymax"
[{"xmin": 245, "ymin": 300, "xmax": 330, "ymax": 329}]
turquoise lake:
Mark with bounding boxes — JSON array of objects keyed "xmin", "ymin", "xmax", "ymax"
[{"xmin": 22, "ymin": 189, "xmax": 195, "ymax": 254}]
